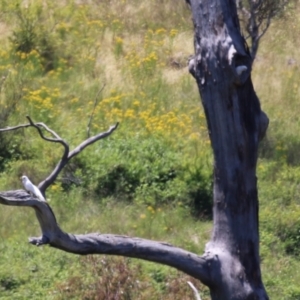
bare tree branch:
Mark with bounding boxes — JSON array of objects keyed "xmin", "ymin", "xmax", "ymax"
[
  {"xmin": 257, "ymin": 15, "xmax": 272, "ymax": 40},
  {"xmin": 237, "ymin": 0, "xmax": 291, "ymax": 60},
  {"xmin": 39, "ymin": 122, "xmax": 119, "ymax": 192},
  {"xmin": 69, "ymin": 123, "xmax": 119, "ymax": 159},
  {"xmin": 0, "ymin": 190, "xmax": 211, "ymax": 284},
  {"xmin": 0, "ymin": 117, "xmax": 209, "ymax": 284},
  {"xmin": 187, "ymin": 281, "xmax": 202, "ymax": 300},
  {"xmin": 26, "ymin": 116, "xmax": 70, "ymax": 159},
  {"xmin": 0, "ymin": 116, "xmax": 118, "ymax": 194},
  {"xmin": 86, "ymin": 84, "xmax": 106, "ymax": 138},
  {"xmin": 26, "ymin": 116, "xmax": 65, "ymax": 141},
  {"xmin": 0, "ymin": 123, "xmax": 31, "ymax": 132},
  {"xmin": 0, "ymin": 115, "xmax": 69, "ymax": 155}
]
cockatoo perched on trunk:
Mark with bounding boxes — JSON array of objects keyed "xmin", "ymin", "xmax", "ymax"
[{"xmin": 21, "ymin": 175, "xmax": 46, "ymax": 202}]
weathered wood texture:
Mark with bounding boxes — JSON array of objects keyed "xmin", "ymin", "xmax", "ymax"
[{"xmin": 188, "ymin": 0, "xmax": 269, "ymax": 299}]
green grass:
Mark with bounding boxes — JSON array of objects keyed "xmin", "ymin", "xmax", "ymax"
[{"xmin": 0, "ymin": 0, "xmax": 299, "ymax": 299}]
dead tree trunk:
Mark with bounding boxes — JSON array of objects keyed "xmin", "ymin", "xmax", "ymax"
[
  {"xmin": 188, "ymin": 0, "xmax": 269, "ymax": 299},
  {"xmin": 0, "ymin": 1, "xmax": 271, "ymax": 299}
]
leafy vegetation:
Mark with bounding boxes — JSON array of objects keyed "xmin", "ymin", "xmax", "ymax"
[{"xmin": 0, "ymin": 0, "xmax": 299, "ymax": 299}]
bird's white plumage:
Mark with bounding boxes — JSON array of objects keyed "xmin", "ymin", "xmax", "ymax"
[{"xmin": 21, "ymin": 175, "xmax": 46, "ymax": 202}]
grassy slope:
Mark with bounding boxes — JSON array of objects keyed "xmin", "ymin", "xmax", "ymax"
[{"xmin": 0, "ymin": 0, "xmax": 299, "ymax": 299}]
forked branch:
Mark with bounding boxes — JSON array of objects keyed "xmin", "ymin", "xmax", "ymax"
[
  {"xmin": 237, "ymin": 0, "xmax": 290, "ymax": 60},
  {"xmin": 0, "ymin": 190, "xmax": 211, "ymax": 284},
  {"xmin": 0, "ymin": 117, "xmax": 212, "ymax": 283},
  {"xmin": 0, "ymin": 116, "xmax": 119, "ymax": 193},
  {"xmin": 39, "ymin": 122, "xmax": 119, "ymax": 192}
]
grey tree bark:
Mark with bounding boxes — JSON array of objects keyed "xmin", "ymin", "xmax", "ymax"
[
  {"xmin": 187, "ymin": 0, "xmax": 269, "ymax": 298},
  {"xmin": 0, "ymin": 1, "xmax": 272, "ymax": 299}
]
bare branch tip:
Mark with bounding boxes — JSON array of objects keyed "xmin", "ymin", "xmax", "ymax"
[{"xmin": 26, "ymin": 115, "xmax": 33, "ymax": 124}]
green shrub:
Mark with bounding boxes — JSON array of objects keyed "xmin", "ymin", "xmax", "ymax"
[
  {"xmin": 61, "ymin": 135, "xmax": 212, "ymax": 217},
  {"xmin": 0, "ymin": 275, "xmax": 23, "ymax": 291},
  {"xmin": 184, "ymin": 166, "xmax": 212, "ymax": 218},
  {"xmin": 95, "ymin": 164, "xmax": 140, "ymax": 199},
  {"xmin": 260, "ymin": 203, "xmax": 300, "ymax": 257}
]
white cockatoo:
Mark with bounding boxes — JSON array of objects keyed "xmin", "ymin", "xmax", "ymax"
[{"xmin": 21, "ymin": 175, "xmax": 46, "ymax": 202}]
